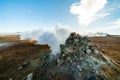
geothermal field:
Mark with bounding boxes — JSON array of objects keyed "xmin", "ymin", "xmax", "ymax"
[
  {"xmin": 0, "ymin": 33, "xmax": 120, "ymax": 80},
  {"xmin": 1, "ymin": 0, "xmax": 120, "ymax": 80}
]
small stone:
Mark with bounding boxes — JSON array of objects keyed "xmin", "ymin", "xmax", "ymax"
[
  {"xmin": 60, "ymin": 44, "xmax": 65, "ymax": 50},
  {"xmin": 77, "ymin": 65, "xmax": 82, "ymax": 71},
  {"xmin": 9, "ymin": 78, "xmax": 13, "ymax": 80},
  {"xmin": 74, "ymin": 39, "xmax": 79, "ymax": 43},
  {"xmin": 62, "ymin": 53, "xmax": 66, "ymax": 57},
  {"xmin": 88, "ymin": 76, "xmax": 97, "ymax": 80},
  {"xmin": 66, "ymin": 57, "xmax": 71, "ymax": 61},
  {"xmin": 22, "ymin": 62, "xmax": 27, "ymax": 66},
  {"xmin": 17, "ymin": 66, "xmax": 23, "ymax": 70},
  {"xmin": 87, "ymin": 42, "xmax": 93, "ymax": 46},
  {"xmin": 70, "ymin": 32, "xmax": 76, "ymax": 37},
  {"xmin": 57, "ymin": 58, "xmax": 64, "ymax": 66},
  {"xmin": 86, "ymin": 46, "xmax": 89, "ymax": 49},
  {"xmin": 86, "ymin": 49, "xmax": 92, "ymax": 55},
  {"xmin": 73, "ymin": 35, "xmax": 77, "ymax": 38},
  {"xmin": 79, "ymin": 48, "xmax": 81, "ymax": 50},
  {"xmin": 77, "ymin": 34, "xmax": 81, "ymax": 39},
  {"xmin": 66, "ymin": 38, "xmax": 73, "ymax": 45},
  {"xmin": 63, "ymin": 47, "xmax": 73, "ymax": 54},
  {"xmin": 81, "ymin": 61, "xmax": 88, "ymax": 69},
  {"xmin": 69, "ymin": 60, "xmax": 73, "ymax": 63},
  {"xmin": 26, "ymin": 73, "xmax": 33, "ymax": 80},
  {"xmin": 93, "ymin": 49, "xmax": 99, "ymax": 54},
  {"xmin": 57, "ymin": 59, "xmax": 60, "ymax": 63}
]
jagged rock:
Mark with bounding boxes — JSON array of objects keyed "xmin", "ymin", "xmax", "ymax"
[{"xmin": 33, "ymin": 32, "xmax": 120, "ymax": 80}]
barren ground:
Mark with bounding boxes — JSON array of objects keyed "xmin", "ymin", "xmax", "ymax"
[{"xmin": 0, "ymin": 36, "xmax": 120, "ymax": 80}]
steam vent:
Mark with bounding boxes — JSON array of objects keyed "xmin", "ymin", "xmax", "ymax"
[{"xmin": 33, "ymin": 32, "xmax": 120, "ymax": 80}]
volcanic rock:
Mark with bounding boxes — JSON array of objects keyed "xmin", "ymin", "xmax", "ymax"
[
  {"xmin": 26, "ymin": 73, "xmax": 33, "ymax": 80},
  {"xmin": 33, "ymin": 32, "xmax": 120, "ymax": 80}
]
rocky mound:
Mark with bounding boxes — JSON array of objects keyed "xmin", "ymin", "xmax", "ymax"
[{"xmin": 33, "ymin": 32, "xmax": 120, "ymax": 80}]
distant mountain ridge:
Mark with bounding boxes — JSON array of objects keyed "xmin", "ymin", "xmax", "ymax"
[{"xmin": 81, "ymin": 32, "xmax": 109, "ymax": 37}]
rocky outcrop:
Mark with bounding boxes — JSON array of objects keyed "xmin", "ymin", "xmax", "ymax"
[{"xmin": 33, "ymin": 32, "xmax": 120, "ymax": 80}]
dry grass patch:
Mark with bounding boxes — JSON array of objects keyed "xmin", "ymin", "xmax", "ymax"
[{"xmin": 0, "ymin": 41, "xmax": 50, "ymax": 80}]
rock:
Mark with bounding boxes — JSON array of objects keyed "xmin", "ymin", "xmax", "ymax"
[
  {"xmin": 26, "ymin": 73, "xmax": 33, "ymax": 80},
  {"xmin": 33, "ymin": 32, "xmax": 118, "ymax": 80},
  {"xmin": 86, "ymin": 49, "xmax": 92, "ymax": 55},
  {"xmin": 57, "ymin": 58, "xmax": 60, "ymax": 64},
  {"xmin": 17, "ymin": 65, "xmax": 23, "ymax": 70},
  {"xmin": 74, "ymin": 38, "xmax": 79, "ymax": 43},
  {"xmin": 17, "ymin": 62, "xmax": 28, "ymax": 71},
  {"xmin": 66, "ymin": 38, "xmax": 73, "ymax": 45},
  {"xmin": 88, "ymin": 76, "xmax": 97, "ymax": 80},
  {"xmin": 76, "ymin": 34, "xmax": 82, "ymax": 39},
  {"xmin": 77, "ymin": 65, "xmax": 82, "ymax": 71},
  {"xmin": 69, "ymin": 60, "xmax": 73, "ymax": 63},
  {"xmin": 22, "ymin": 62, "xmax": 27, "ymax": 67},
  {"xmin": 93, "ymin": 49, "xmax": 99, "ymax": 54},
  {"xmin": 70, "ymin": 32, "xmax": 76, "ymax": 37},
  {"xmin": 81, "ymin": 60, "xmax": 89, "ymax": 69},
  {"xmin": 62, "ymin": 53, "xmax": 66, "ymax": 57},
  {"xmin": 9, "ymin": 78, "xmax": 13, "ymax": 80},
  {"xmin": 66, "ymin": 57, "xmax": 71, "ymax": 62},
  {"xmin": 57, "ymin": 58, "xmax": 64, "ymax": 66},
  {"xmin": 87, "ymin": 42, "xmax": 93, "ymax": 46},
  {"xmin": 62, "ymin": 47, "xmax": 74, "ymax": 54}
]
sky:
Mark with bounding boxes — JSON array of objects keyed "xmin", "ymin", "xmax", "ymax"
[{"xmin": 0, "ymin": 0, "xmax": 120, "ymax": 34}]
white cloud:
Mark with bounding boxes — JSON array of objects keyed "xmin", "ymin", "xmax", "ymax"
[
  {"xmin": 70, "ymin": 0, "xmax": 108, "ymax": 25},
  {"xmin": 94, "ymin": 13, "xmax": 110, "ymax": 20}
]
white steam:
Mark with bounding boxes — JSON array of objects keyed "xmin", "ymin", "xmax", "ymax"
[
  {"xmin": 21, "ymin": 23, "xmax": 73, "ymax": 54},
  {"xmin": 21, "ymin": 29, "xmax": 43, "ymax": 40}
]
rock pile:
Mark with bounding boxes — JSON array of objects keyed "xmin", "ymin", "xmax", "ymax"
[{"xmin": 33, "ymin": 32, "xmax": 118, "ymax": 80}]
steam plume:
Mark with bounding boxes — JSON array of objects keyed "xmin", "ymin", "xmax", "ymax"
[{"xmin": 21, "ymin": 23, "xmax": 73, "ymax": 54}]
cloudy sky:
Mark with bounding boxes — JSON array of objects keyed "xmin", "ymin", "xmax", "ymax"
[{"xmin": 0, "ymin": 0, "xmax": 120, "ymax": 34}]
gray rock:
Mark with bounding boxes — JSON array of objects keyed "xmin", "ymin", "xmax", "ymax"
[
  {"xmin": 26, "ymin": 73, "xmax": 33, "ymax": 80},
  {"xmin": 74, "ymin": 38, "xmax": 79, "ymax": 43},
  {"xmin": 66, "ymin": 57, "xmax": 71, "ymax": 62},
  {"xmin": 22, "ymin": 62, "xmax": 27, "ymax": 66},
  {"xmin": 93, "ymin": 49, "xmax": 99, "ymax": 54},
  {"xmin": 87, "ymin": 42, "xmax": 93, "ymax": 46},
  {"xmin": 17, "ymin": 65, "xmax": 23, "ymax": 70},
  {"xmin": 33, "ymin": 32, "xmax": 116, "ymax": 80},
  {"xmin": 86, "ymin": 49, "xmax": 92, "ymax": 55},
  {"xmin": 77, "ymin": 65, "xmax": 82, "ymax": 71},
  {"xmin": 63, "ymin": 47, "xmax": 73, "ymax": 54}
]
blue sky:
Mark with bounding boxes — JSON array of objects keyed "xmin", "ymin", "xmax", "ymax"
[{"xmin": 0, "ymin": 0, "xmax": 120, "ymax": 34}]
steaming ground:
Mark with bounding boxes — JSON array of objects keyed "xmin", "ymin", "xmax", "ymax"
[
  {"xmin": 0, "ymin": 31, "xmax": 120, "ymax": 80},
  {"xmin": 21, "ymin": 23, "xmax": 73, "ymax": 54},
  {"xmin": 0, "ymin": 43, "xmax": 14, "ymax": 48}
]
